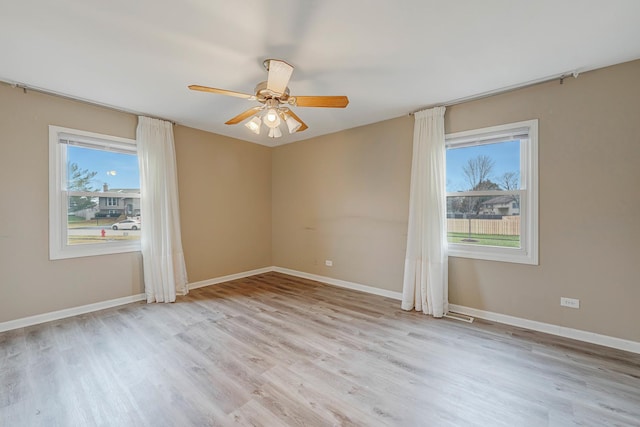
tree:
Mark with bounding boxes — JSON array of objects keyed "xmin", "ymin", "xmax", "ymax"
[
  {"xmin": 67, "ymin": 162, "xmax": 98, "ymax": 213},
  {"xmin": 498, "ymin": 171, "xmax": 520, "ymax": 208},
  {"xmin": 462, "ymin": 155, "xmax": 495, "ymax": 191},
  {"xmin": 452, "ymin": 156, "xmax": 520, "ymax": 216},
  {"xmin": 498, "ymin": 171, "xmax": 519, "ymax": 191},
  {"xmin": 462, "ymin": 179, "xmax": 500, "ymax": 214},
  {"xmin": 458, "ymin": 155, "xmax": 497, "ymax": 215},
  {"xmin": 474, "ymin": 179, "xmax": 501, "ymax": 191}
]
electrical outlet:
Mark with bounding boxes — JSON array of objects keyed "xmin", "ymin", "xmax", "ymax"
[
  {"xmin": 325, "ymin": 260, "xmax": 333, "ymax": 267},
  {"xmin": 560, "ymin": 297, "xmax": 580, "ymax": 309}
]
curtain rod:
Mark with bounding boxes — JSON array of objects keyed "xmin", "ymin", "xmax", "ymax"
[
  {"xmin": 409, "ymin": 70, "xmax": 580, "ymax": 115},
  {"xmin": 2, "ymin": 69, "xmax": 580, "ymax": 123},
  {"xmin": 0, "ymin": 78, "xmax": 177, "ymax": 125}
]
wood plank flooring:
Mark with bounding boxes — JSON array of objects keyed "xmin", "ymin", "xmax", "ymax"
[{"xmin": 1, "ymin": 272, "xmax": 639, "ymax": 426}]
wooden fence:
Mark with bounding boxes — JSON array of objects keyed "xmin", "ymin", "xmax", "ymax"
[{"xmin": 447, "ymin": 216, "xmax": 520, "ymax": 236}]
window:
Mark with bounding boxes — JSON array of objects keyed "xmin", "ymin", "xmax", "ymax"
[
  {"xmin": 49, "ymin": 126, "xmax": 141, "ymax": 260},
  {"xmin": 445, "ymin": 119, "xmax": 538, "ymax": 264}
]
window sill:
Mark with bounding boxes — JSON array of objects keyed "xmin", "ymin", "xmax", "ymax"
[
  {"xmin": 448, "ymin": 244, "xmax": 538, "ymax": 265},
  {"xmin": 50, "ymin": 242, "xmax": 141, "ymax": 260}
]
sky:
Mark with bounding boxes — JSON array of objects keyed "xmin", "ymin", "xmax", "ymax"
[
  {"xmin": 446, "ymin": 140, "xmax": 520, "ymax": 192},
  {"xmin": 68, "ymin": 146, "xmax": 140, "ymax": 190}
]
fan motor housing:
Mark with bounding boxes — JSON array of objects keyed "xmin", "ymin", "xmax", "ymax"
[{"xmin": 254, "ymin": 81, "xmax": 290, "ymax": 103}]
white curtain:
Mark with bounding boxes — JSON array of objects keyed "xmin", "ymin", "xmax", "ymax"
[
  {"xmin": 401, "ymin": 106, "xmax": 448, "ymax": 316},
  {"xmin": 136, "ymin": 116, "xmax": 188, "ymax": 303}
]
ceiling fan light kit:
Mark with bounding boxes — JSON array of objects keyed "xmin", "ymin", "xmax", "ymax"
[
  {"xmin": 263, "ymin": 99, "xmax": 281, "ymax": 129},
  {"xmin": 189, "ymin": 59, "xmax": 349, "ymax": 139},
  {"xmin": 268, "ymin": 127, "xmax": 283, "ymax": 139},
  {"xmin": 284, "ymin": 114, "xmax": 301, "ymax": 133},
  {"xmin": 245, "ymin": 116, "xmax": 262, "ymax": 134}
]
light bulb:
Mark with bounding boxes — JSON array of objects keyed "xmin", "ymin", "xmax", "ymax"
[
  {"xmin": 266, "ymin": 109, "xmax": 278, "ymax": 122},
  {"xmin": 263, "ymin": 108, "xmax": 281, "ymax": 128}
]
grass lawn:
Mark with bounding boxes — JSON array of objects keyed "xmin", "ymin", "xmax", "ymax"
[
  {"xmin": 447, "ymin": 232, "xmax": 520, "ymax": 248},
  {"xmin": 67, "ymin": 235, "xmax": 140, "ymax": 245}
]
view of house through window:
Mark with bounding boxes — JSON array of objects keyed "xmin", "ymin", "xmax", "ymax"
[
  {"xmin": 445, "ymin": 120, "xmax": 538, "ymax": 265},
  {"xmin": 49, "ymin": 125, "xmax": 141, "ymax": 259},
  {"xmin": 66, "ymin": 144, "xmax": 141, "ymax": 245},
  {"xmin": 446, "ymin": 139, "xmax": 521, "ymax": 248}
]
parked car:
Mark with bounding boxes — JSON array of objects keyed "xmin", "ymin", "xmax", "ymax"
[{"xmin": 111, "ymin": 219, "xmax": 141, "ymax": 230}]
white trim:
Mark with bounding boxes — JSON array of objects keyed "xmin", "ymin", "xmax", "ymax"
[
  {"xmin": 449, "ymin": 304, "xmax": 640, "ymax": 355},
  {"xmin": 445, "ymin": 119, "xmax": 538, "ymax": 265},
  {"xmin": 3, "ymin": 265, "xmax": 636, "ymax": 355},
  {"xmin": 0, "ymin": 293, "xmax": 146, "ymax": 333},
  {"xmin": 445, "ymin": 120, "xmax": 535, "ymax": 145},
  {"xmin": 277, "ymin": 269, "xmax": 638, "ymax": 354},
  {"xmin": 272, "ymin": 267, "xmax": 403, "ymax": 300},
  {"xmin": 0, "ymin": 266, "xmax": 274, "ymax": 332},
  {"xmin": 49, "ymin": 125, "xmax": 141, "ymax": 260},
  {"xmin": 187, "ymin": 267, "xmax": 274, "ymax": 290}
]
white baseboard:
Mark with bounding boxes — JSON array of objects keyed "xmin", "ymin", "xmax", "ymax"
[
  {"xmin": 272, "ymin": 266, "xmax": 404, "ymax": 301},
  {"xmin": 449, "ymin": 304, "xmax": 640, "ymax": 354},
  {"xmin": 187, "ymin": 266, "xmax": 273, "ymax": 290},
  {"xmin": 0, "ymin": 266, "xmax": 273, "ymax": 333},
  {"xmin": 3, "ymin": 265, "xmax": 637, "ymax": 355},
  {"xmin": 0, "ymin": 293, "xmax": 146, "ymax": 333},
  {"xmin": 273, "ymin": 268, "xmax": 639, "ymax": 354},
  {"xmin": 272, "ymin": 268, "xmax": 639, "ymax": 353}
]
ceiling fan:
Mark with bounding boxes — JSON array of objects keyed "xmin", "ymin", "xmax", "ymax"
[{"xmin": 188, "ymin": 59, "xmax": 349, "ymax": 138}]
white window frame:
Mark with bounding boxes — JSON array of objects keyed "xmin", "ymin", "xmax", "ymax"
[
  {"xmin": 49, "ymin": 125, "xmax": 140, "ymax": 260},
  {"xmin": 445, "ymin": 119, "xmax": 538, "ymax": 265}
]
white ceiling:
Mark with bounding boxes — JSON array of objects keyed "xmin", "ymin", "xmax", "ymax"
[{"xmin": 2, "ymin": 1, "xmax": 640, "ymax": 147}]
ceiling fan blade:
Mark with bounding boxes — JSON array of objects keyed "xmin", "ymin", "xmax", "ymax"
[
  {"xmin": 282, "ymin": 108, "xmax": 308, "ymax": 132},
  {"xmin": 292, "ymin": 96, "xmax": 349, "ymax": 108},
  {"xmin": 225, "ymin": 106, "xmax": 263, "ymax": 125},
  {"xmin": 266, "ymin": 59, "xmax": 294, "ymax": 96},
  {"xmin": 188, "ymin": 85, "xmax": 255, "ymax": 100}
]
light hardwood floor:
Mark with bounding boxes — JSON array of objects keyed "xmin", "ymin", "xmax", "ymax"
[{"xmin": 1, "ymin": 272, "xmax": 639, "ymax": 426}]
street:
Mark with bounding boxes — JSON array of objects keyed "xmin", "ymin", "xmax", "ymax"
[{"xmin": 67, "ymin": 227, "xmax": 141, "ymax": 237}]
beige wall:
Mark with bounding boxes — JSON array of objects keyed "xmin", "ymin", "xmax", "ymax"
[
  {"xmin": 272, "ymin": 59, "xmax": 640, "ymax": 342},
  {"xmin": 272, "ymin": 117, "xmax": 413, "ymax": 291},
  {"xmin": 0, "ymin": 84, "xmax": 271, "ymax": 322},
  {"xmin": 446, "ymin": 60, "xmax": 640, "ymax": 342},
  {"xmin": 174, "ymin": 125, "xmax": 272, "ymax": 283},
  {"xmin": 0, "ymin": 85, "xmax": 142, "ymax": 323}
]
